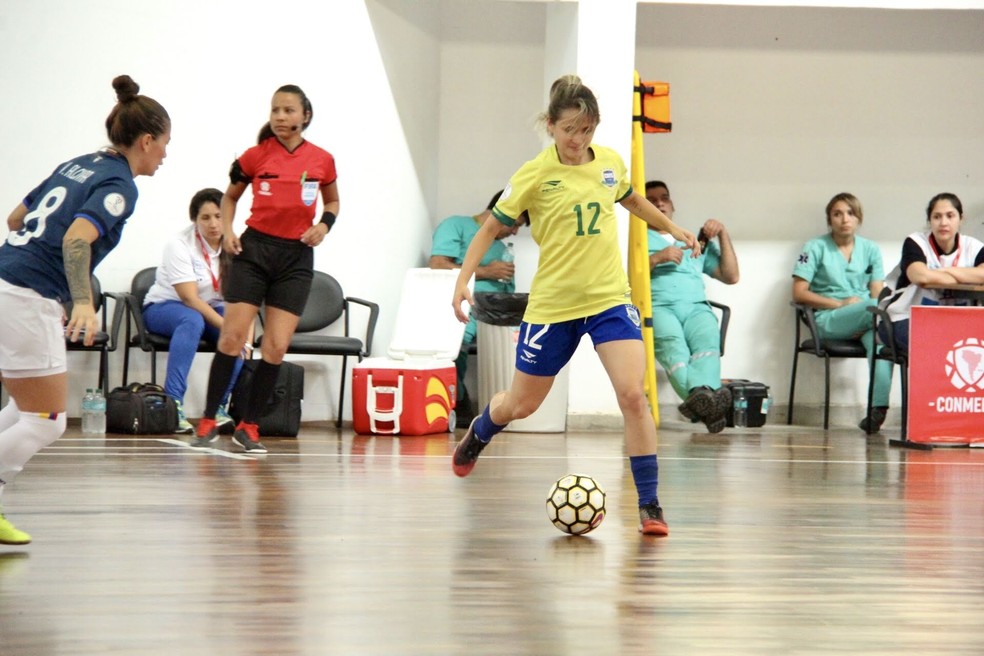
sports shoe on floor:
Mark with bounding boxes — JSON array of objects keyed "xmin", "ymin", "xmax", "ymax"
[
  {"xmin": 215, "ymin": 404, "xmax": 234, "ymax": 429},
  {"xmin": 859, "ymin": 406, "xmax": 888, "ymax": 433},
  {"xmin": 174, "ymin": 401, "xmax": 194, "ymax": 435},
  {"xmin": 638, "ymin": 502, "xmax": 669, "ymax": 536},
  {"xmin": 0, "ymin": 513, "xmax": 31, "ymax": 545},
  {"xmin": 451, "ymin": 418, "xmax": 486, "ymax": 477},
  {"xmin": 232, "ymin": 421, "xmax": 267, "ymax": 454},
  {"xmin": 190, "ymin": 417, "xmax": 219, "ymax": 449}
]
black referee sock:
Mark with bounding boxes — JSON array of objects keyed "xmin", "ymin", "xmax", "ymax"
[
  {"xmin": 204, "ymin": 352, "xmax": 239, "ymax": 419},
  {"xmin": 243, "ymin": 360, "xmax": 282, "ymax": 425}
]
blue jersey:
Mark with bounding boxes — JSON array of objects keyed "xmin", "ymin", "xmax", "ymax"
[{"xmin": 0, "ymin": 150, "xmax": 138, "ymax": 302}]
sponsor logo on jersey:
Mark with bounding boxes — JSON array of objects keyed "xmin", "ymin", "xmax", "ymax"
[
  {"xmin": 540, "ymin": 180, "xmax": 565, "ymax": 194},
  {"xmin": 103, "ymin": 193, "xmax": 126, "ymax": 217},
  {"xmin": 259, "ymin": 181, "xmax": 272, "ymax": 196},
  {"xmin": 601, "ymin": 169, "xmax": 617, "ymax": 187}
]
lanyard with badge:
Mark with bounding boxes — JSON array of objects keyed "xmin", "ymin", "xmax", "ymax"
[{"xmin": 194, "ymin": 230, "xmax": 220, "ymax": 293}]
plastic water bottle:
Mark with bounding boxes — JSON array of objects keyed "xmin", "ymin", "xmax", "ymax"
[
  {"xmin": 733, "ymin": 386, "xmax": 748, "ymax": 428},
  {"xmin": 81, "ymin": 389, "xmax": 97, "ymax": 434},
  {"xmin": 498, "ymin": 241, "xmax": 515, "ymax": 283},
  {"xmin": 92, "ymin": 388, "xmax": 107, "ymax": 434}
]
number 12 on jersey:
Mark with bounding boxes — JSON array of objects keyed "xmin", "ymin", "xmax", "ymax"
[{"xmin": 574, "ymin": 202, "xmax": 601, "ymax": 236}]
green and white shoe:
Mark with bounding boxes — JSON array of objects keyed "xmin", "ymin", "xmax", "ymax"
[
  {"xmin": 0, "ymin": 513, "xmax": 31, "ymax": 545},
  {"xmin": 215, "ymin": 403, "xmax": 234, "ymax": 429},
  {"xmin": 174, "ymin": 401, "xmax": 194, "ymax": 435}
]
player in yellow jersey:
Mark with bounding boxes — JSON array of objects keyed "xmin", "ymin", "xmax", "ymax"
[{"xmin": 450, "ymin": 75, "xmax": 698, "ymax": 536}]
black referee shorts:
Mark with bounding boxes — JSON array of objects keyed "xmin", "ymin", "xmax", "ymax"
[{"xmin": 224, "ymin": 228, "xmax": 314, "ymax": 316}]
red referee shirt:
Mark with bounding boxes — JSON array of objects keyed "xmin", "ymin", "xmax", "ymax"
[{"xmin": 237, "ymin": 137, "xmax": 337, "ymax": 240}]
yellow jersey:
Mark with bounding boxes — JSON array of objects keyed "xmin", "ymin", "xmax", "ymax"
[{"xmin": 492, "ymin": 144, "xmax": 633, "ymax": 323}]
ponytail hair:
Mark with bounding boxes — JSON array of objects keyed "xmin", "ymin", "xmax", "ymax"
[
  {"xmin": 257, "ymin": 84, "xmax": 313, "ymax": 144},
  {"xmin": 539, "ymin": 74, "xmax": 600, "ymax": 129},
  {"xmin": 104, "ymin": 75, "xmax": 170, "ymax": 147}
]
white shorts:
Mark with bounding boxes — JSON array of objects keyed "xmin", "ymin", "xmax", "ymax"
[{"xmin": 0, "ymin": 278, "xmax": 68, "ymax": 378}]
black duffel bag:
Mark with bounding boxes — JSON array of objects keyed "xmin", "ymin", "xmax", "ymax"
[{"xmin": 106, "ymin": 383, "xmax": 178, "ymax": 434}]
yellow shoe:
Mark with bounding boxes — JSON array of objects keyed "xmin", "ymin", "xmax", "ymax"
[{"xmin": 0, "ymin": 514, "xmax": 32, "ymax": 545}]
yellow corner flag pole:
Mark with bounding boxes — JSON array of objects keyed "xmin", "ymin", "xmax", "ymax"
[{"xmin": 628, "ymin": 70, "xmax": 659, "ymax": 427}]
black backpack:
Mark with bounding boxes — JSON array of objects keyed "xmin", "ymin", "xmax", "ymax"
[{"xmin": 229, "ymin": 360, "xmax": 304, "ymax": 437}]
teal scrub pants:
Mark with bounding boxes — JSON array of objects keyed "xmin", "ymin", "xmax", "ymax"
[
  {"xmin": 652, "ymin": 302, "xmax": 721, "ymax": 401},
  {"xmin": 814, "ymin": 299, "xmax": 893, "ymax": 407}
]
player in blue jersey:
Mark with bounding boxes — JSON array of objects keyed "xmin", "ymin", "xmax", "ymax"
[{"xmin": 0, "ymin": 75, "xmax": 170, "ymax": 545}]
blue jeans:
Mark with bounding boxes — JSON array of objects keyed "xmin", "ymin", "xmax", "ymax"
[{"xmin": 142, "ymin": 301, "xmax": 241, "ymax": 404}]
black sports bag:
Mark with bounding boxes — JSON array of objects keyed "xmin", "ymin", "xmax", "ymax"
[{"xmin": 106, "ymin": 383, "xmax": 179, "ymax": 434}]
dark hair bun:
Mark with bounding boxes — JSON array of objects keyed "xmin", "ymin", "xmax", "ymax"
[{"xmin": 112, "ymin": 75, "xmax": 140, "ymax": 103}]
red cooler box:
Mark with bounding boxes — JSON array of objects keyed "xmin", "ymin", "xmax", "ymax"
[
  {"xmin": 351, "ymin": 268, "xmax": 469, "ymax": 436},
  {"xmin": 352, "ymin": 358, "xmax": 457, "ymax": 435}
]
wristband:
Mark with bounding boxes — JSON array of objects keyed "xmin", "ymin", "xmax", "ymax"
[{"xmin": 319, "ymin": 211, "xmax": 337, "ymax": 230}]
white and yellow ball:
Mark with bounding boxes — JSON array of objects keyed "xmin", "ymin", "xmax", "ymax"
[{"xmin": 546, "ymin": 474, "xmax": 606, "ymax": 535}]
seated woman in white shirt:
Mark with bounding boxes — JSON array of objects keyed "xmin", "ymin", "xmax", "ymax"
[
  {"xmin": 142, "ymin": 188, "xmax": 247, "ymax": 433},
  {"xmin": 881, "ymin": 192, "xmax": 984, "ymax": 351}
]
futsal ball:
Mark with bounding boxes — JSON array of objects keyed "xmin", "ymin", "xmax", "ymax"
[{"xmin": 546, "ymin": 474, "xmax": 606, "ymax": 535}]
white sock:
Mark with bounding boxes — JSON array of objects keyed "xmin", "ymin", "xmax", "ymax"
[
  {"xmin": 0, "ymin": 398, "xmax": 21, "ymax": 433},
  {"xmin": 0, "ymin": 411, "xmax": 66, "ymax": 487}
]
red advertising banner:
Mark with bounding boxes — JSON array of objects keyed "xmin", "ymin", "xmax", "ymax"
[{"xmin": 908, "ymin": 306, "xmax": 984, "ymax": 445}]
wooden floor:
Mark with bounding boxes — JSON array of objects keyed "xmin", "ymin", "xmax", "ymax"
[{"xmin": 1, "ymin": 419, "xmax": 983, "ymax": 656}]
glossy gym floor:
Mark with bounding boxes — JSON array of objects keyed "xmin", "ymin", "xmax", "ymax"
[{"xmin": 1, "ymin": 419, "xmax": 982, "ymax": 655}]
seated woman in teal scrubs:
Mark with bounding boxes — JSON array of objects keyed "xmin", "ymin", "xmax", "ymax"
[{"xmin": 792, "ymin": 192, "xmax": 890, "ymax": 433}]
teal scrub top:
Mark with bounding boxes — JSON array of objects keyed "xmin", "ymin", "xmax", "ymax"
[{"xmin": 648, "ymin": 229, "xmax": 721, "ymax": 306}]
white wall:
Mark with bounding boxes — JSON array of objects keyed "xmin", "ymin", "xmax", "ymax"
[
  {"xmin": 3, "ymin": 0, "xmax": 982, "ymax": 427},
  {"xmin": 0, "ymin": 0, "xmax": 431, "ymax": 421},
  {"xmin": 634, "ymin": 4, "xmax": 984, "ymax": 423}
]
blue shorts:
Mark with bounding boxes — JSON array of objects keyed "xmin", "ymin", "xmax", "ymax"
[{"xmin": 515, "ymin": 304, "xmax": 642, "ymax": 376}]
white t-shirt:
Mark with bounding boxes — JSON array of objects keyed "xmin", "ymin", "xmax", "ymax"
[{"xmin": 143, "ymin": 224, "xmax": 223, "ymax": 307}]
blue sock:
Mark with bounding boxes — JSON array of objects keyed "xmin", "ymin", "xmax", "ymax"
[
  {"xmin": 630, "ymin": 454, "xmax": 659, "ymax": 507},
  {"xmin": 472, "ymin": 405, "xmax": 506, "ymax": 444}
]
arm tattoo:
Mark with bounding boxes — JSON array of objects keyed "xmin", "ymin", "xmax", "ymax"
[{"xmin": 64, "ymin": 237, "xmax": 93, "ymax": 304}]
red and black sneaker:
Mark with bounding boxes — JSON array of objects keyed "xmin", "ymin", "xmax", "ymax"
[
  {"xmin": 451, "ymin": 418, "xmax": 486, "ymax": 477},
  {"xmin": 190, "ymin": 417, "xmax": 219, "ymax": 449},
  {"xmin": 231, "ymin": 421, "xmax": 267, "ymax": 454},
  {"xmin": 639, "ymin": 502, "xmax": 669, "ymax": 536}
]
